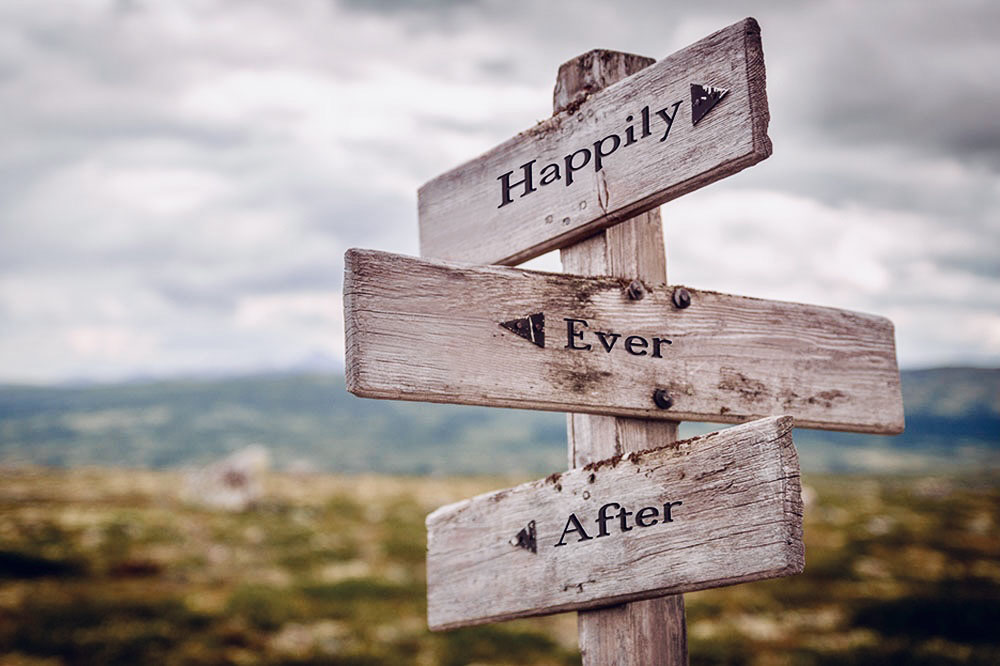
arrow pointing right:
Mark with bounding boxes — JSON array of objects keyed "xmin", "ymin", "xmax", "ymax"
[{"xmin": 691, "ymin": 83, "xmax": 729, "ymax": 125}]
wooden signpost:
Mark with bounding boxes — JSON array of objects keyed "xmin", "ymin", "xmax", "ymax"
[{"xmin": 342, "ymin": 16, "xmax": 904, "ymax": 664}]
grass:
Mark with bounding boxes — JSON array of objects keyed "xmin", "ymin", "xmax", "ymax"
[{"xmin": 0, "ymin": 466, "xmax": 997, "ymax": 665}]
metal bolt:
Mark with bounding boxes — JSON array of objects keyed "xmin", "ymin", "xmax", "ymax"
[
  {"xmin": 626, "ymin": 279, "xmax": 646, "ymax": 300},
  {"xmin": 653, "ymin": 389, "xmax": 674, "ymax": 409},
  {"xmin": 672, "ymin": 287, "xmax": 691, "ymax": 309}
]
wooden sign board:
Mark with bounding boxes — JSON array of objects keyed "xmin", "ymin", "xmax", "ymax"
[
  {"xmin": 344, "ymin": 249, "xmax": 904, "ymax": 434},
  {"xmin": 418, "ymin": 18, "xmax": 770, "ymax": 266},
  {"xmin": 426, "ymin": 415, "xmax": 803, "ymax": 630}
]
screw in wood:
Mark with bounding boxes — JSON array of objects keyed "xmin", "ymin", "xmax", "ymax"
[
  {"xmin": 672, "ymin": 287, "xmax": 691, "ymax": 309},
  {"xmin": 626, "ymin": 279, "xmax": 646, "ymax": 300},
  {"xmin": 652, "ymin": 389, "xmax": 674, "ymax": 409}
]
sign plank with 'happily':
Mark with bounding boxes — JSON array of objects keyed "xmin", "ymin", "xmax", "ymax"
[{"xmin": 418, "ymin": 18, "xmax": 771, "ymax": 265}]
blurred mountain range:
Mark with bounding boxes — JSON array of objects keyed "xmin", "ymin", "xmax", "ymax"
[{"xmin": 0, "ymin": 368, "xmax": 996, "ymax": 475}]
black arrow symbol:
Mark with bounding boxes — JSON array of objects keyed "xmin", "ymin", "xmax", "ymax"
[
  {"xmin": 510, "ymin": 520, "xmax": 537, "ymax": 554},
  {"xmin": 499, "ymin": 312, "xmax": 545, "ymax": 348},
  {"xmin": 691, "ymin": 83, "xmax": 729, "ymax": 125}
]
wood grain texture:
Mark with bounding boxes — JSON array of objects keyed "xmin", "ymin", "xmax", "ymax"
[
  {"xmin": 343, "ymin": 249, "xmax": 905, "ymax": 434},
  {"xmin": 418, "ymin": 18, "xmax": 771, "ymax": 266},
  {"xmin": 555, "ymin": 49, "xmax": 687, "ymax": 666},
  {"xmin": 561, "ymin": 208, "xmax": 668, "ymax": 283},
  {"xmin": 577, "ymin": 595, "xmax": 687, "ymax": 666},
  {"xmin": 553, "ymin": 50, "xmax": 656, "ymax": 116},
  {"xmin": 567, "ymin": 412, "xmax": 680, "ymax": 470},
  {"xmin": 425, "ymin": 416, "xmax": 804, "ymax": 630}
]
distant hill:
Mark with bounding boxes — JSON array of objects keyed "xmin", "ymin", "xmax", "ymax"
[{"xmin": 0, "ymin": 368, "xmax": 997, "ymax": 475}]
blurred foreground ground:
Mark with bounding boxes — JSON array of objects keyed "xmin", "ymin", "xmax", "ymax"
[{"xmin": 0, "ymin": 467, "xmax": 997, "ymax": 665}]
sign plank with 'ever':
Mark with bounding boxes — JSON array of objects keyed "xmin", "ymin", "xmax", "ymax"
[{"xmin": 344, "ymin": 248, "xmax": 904, "ymax": 435}]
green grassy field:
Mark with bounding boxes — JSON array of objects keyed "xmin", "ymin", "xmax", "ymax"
[
  {"xmin": 3, "ymin": 368, "xmax": 997, "ymax": 476},
  {"xmin": 0, "ymin": 467, "xmax": 997, "ymax": 665}
]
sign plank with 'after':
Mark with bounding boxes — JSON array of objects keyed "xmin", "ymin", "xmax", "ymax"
[
  {"xmin": 426, "ymin": 416, "xmax": 803, "ymax": 630},
  {"xmin": 418, "ymin": 18, "xmax": 770, "ymax": 265},
  {"xmin": 344, "ymin": 249, "xmax": 904, "ymax": 434}
]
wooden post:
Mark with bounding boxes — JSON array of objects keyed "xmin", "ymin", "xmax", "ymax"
[{"xmin": 556, "ymin": 51, "xmax": 688, "ymax": 665}]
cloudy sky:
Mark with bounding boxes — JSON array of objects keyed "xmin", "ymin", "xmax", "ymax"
[{"xmin": 1, "ymin": 0, "xmax": 998, "ymax": 383}]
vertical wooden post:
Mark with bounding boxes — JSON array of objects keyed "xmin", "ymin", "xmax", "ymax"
[{"xmin": 556, "ymin": 50, "xmax": 688, "ymax": 666}]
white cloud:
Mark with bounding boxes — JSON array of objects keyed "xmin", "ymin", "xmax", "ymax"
[{"xmin": 664, "ymin": 186, "xmax": 1000, "ymax": 367}]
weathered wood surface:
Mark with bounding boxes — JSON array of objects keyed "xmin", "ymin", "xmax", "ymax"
[
  {"xmin": 343, "ymin": 249, "xmax": 904, "ymax": 434},
  {"xmin": 418, "ymin": 17, "xmax": 770, "ymax": 266},
  {"xmin": 578, "ymin": 597, "xmax": 686, "ymax": 666},
  {"xmin": 561, "ymin": 192, "xmax": 687, "ymax": 665},
  {"xmin": 566, "ymin": 214, "xmax": 688, "ymax": 665},
  {"xmin": 556, "ymin": 52, "xmax": 688, "ymax": 662},
  {"xmin": 425, "ymin": 416, "xmax": 804, "ymax": 630}
]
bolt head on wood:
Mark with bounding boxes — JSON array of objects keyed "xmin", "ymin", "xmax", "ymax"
[
  {"xmin": 626, "ymin": 279, "xmax": 646, "ymax": 300},
  {"xmin": 672, "ymin": 288, "xmax": 691, "ymax": 309},
  {"xmin": 653, "ymin": 389, "xmax": 674, "ymax": 409}
]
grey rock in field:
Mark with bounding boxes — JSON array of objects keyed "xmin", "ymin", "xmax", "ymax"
[{"xmin": 183, "ymin": 445, "xmax": 270, "ymax": 512}]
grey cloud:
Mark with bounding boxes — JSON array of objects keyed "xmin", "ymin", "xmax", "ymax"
[
  {"xmin": 151, "ymin": 261, "xmax": 344, "ymax": 311},
  {"xmin": 340, "ymin": 0, "xmax": 1000, "ymax": 168},
  {"xmin": 476, "ymin": 58, "xmax": 517, "ymax": 80},
  {"xmin": 742, "ymin": 157, "xmax": 998, "ymax": 227},
  {"xmin": 767, "ymin": 3, "xmax": 1000, "ymax": 169},
  {"xmin": 33, "ymin": 117, "xmax": 251, "ymax": 148},
  {"xmin": 149, "ymin": 281, "xmax": 238, "ymax": 312},
  {"xmin": 338, "ymin": 0, "xmax": 484, "ymax": 14},
  {"xmin": 414, "ymin": 113, "xmax": 515, "ymax": 137},
  {"xmin": 938, "ymin": 254, "xmax": 1000, "ymax": 281}
]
